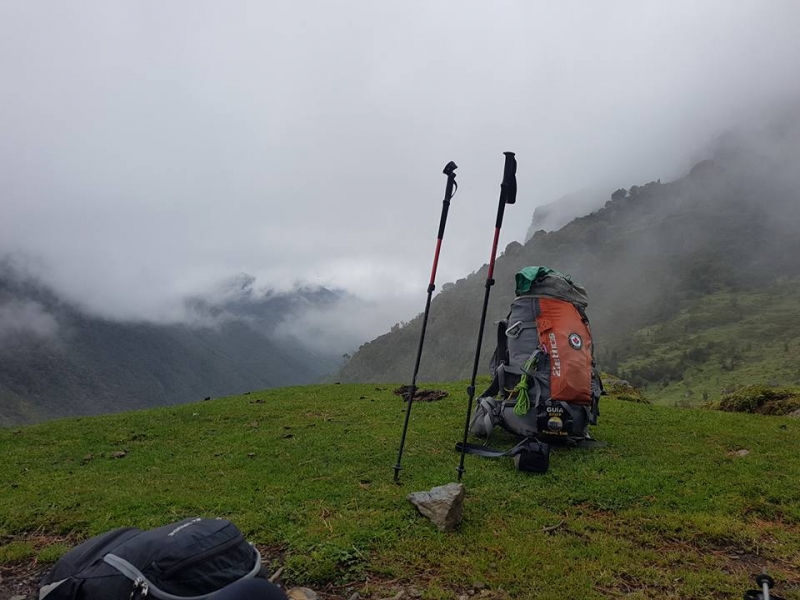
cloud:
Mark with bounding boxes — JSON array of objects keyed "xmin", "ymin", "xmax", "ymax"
[
  {"xmin": 273, "ymin": 293, "xmax": 418, "ymax": 357},
  {"xmin": 1, "ymin": 0, "xmax": 799, "ymax": 336},
  {"xmin": 0, "ymin": 300, "xmax": 60, "ymax": 349}
]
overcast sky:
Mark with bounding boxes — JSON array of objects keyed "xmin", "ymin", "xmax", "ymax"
[{"xmin": 2, "ymin": 1, "xmax": 800, "ymax": 328}]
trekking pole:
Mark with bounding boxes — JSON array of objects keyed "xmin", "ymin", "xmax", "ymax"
[
  {"xmin": 456, "ymin": 152, "xmax": 516, "ymax": 481},
  {"xmin": 393, "ymin": 161, "xmax": 458, "ymax": 482}
]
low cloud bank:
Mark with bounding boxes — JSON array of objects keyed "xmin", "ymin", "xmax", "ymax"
[{"xmin": 0, "ymin": 300, "xmax": 59, "ymax": 350}]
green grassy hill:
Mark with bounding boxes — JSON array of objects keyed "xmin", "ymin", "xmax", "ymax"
[
  {"xmin": 2, "ymin": 383, "xmax": 798, "ymax": 599},
  {"xmin": 612, "ymin": 281, "xmax": 800, "ymax": 406}
]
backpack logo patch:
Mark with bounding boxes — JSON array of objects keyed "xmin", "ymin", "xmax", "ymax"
[{"xmin": 568, "ymin": 333, "xmax": 582, "ymax": 350}]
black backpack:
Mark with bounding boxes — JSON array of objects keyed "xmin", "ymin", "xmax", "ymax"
[{"xmin": 39, "ymin": 517, "xmax": 264, "ymax": 600}]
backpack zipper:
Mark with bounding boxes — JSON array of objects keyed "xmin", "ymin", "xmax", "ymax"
[{"xmin": 129, "ymin": 576, "xmax": 149, "ymax": 599}]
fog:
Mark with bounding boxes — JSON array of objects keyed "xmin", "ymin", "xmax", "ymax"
[
  {"xmin": 0, "ymin": 300, "xmax": 59, "ymax": 349},
  {"xmin": 2, "ymin": 1, "xmax": 799, "ymax": 342}
]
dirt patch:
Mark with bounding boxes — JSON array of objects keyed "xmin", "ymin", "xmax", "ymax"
[
  {"xmin": 0, "ymin": 560, "xmax": 47, "ymax": 599},
  {"xmin": 393, "ymin": 386, "xmax": 448, "ymax": 402},
  {"xmin": 0, "ymin": 532, "xmax": 79, "ymax": 600}
]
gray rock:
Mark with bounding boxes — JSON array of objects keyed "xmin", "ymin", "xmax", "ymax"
[
  {"xmin": 408, "ymin": 482, "xmax": 465, "ymax": 531},
  {"xmin": 728, "ymin": 448, "xmax": 750, "ymax": 457},
  {"xmin": 287, "ymin": 587, "xmax": 318, "ymax": 600}
]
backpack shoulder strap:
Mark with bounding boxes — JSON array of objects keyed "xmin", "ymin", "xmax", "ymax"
[{"xmin": 455, "ymin": 437, "xmax": 546, "ymax": 458}]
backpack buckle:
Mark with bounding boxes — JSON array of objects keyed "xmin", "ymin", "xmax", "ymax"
[{"xmin": 505, "ymin": 321, "xmax": 524, "ymax": 338}]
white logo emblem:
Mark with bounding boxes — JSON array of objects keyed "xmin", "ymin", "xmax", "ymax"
[{"xmin": 568, "ymin": 333, "xmax": 583, "ymax": 349}]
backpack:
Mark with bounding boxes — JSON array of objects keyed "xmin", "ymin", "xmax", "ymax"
[
  {"xmin": 469, "ymin": 267, "xmax": 602, "ymax": 447},
  {"xmin": 38, "ymin": 517, "xmax": 265, "ymax": 600}
]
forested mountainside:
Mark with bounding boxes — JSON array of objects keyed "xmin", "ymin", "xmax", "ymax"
[
  {"xmin": 0, "ymin": 271, "xmax": 341, "ymax": 426},
  {"xmin": 338, "ymin": 120, "xmax": 800, "ymax": 403}
]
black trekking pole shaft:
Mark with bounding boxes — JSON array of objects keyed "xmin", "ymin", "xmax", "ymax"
[
  {"xmin": 457, "ymin": 152, "xmax": 516, "ymax": 481},
  {"xmin": 393, "ymin": 161, "xmax": 458, "ymax": 482}
]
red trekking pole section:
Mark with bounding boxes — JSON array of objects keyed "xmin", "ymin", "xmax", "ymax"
[
  {"xmin": 394, "ymin": 161, "xmax": 458, "ymax": 482},
  {"xmin": 456, "ymin": 152, "xmax": 517, "ymax": 481}
]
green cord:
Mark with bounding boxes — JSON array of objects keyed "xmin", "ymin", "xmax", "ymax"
[{"xmin": 513, "ymin": 356, "xmax": 537, "ymax": 416}]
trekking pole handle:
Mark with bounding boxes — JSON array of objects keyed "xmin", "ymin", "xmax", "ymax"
[
  {"xmin": 437, "ymin": 161, "xmax": 458, "ymax": 239},
  {"xmin": 495, "ymin": 152, "xmax": 517, "ymax": 228},
  {"xmin": 487, "ymin": 152, "xmax": 516, "ymax": 281},
  {"xmin": 429, "ymin": 162, "xmax": 458, "ymax": 288}
]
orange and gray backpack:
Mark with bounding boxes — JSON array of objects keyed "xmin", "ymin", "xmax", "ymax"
[{"xmin": 469, "ymin": 267, "xmax": 603, "ymax": 449}]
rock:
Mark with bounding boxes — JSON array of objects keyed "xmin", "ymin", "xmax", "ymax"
[
  {"xmin": 789, "ymin": 408, "xmax": 800, "ymax": 418},
  {"xmin": 11, "ymin": 596, "xmax": 27, "ymax": 600},
  {"xmin": 347, "ymin": 593, "xmax": 360, "ymax": 600},
  {"xmin": 728, "ymin": 449, "xmax": 750, "ymax": 457},
  {"xmin": 408, "ymin": 482, "xmax": 465, "ymax": 531},
  {"xmin": 110, "ymin": 450, "xmax": 127, "ymax": 459},
  {"xmin": 287, "ymin": 587, "xmax": 319, "ymax": 600}
]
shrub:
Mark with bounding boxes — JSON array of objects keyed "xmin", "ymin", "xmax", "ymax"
[{"xmin": 717, "ymin": 385, "xmax": 800, "ymax": 415}]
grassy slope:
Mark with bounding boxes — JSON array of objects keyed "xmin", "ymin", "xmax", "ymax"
[
  {"xmin": 617, "ymin": 285, "xmax": 800, "ymax": 406},
  {"xmin": 1, "ymin": 383, "xmax": 799, "ymax": 599}
]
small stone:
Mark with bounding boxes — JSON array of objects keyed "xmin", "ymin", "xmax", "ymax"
[
  {"xmin": 10, "ymin": 595, "xmax": 26, "ymax": 600},
  {"xmin": 347, "ymin": 593, "xmax": 360, "ymax": 600},
  {"xmin": 111, "ymin": 450, "xmax": 127, "ymax": 459},
  {"xmin": 473, "ymin": 581, "xmax": 486, "ymax": 590},
  {"xmin": 408, "ymin": 482, "xmax": 465, "ymax": 532},
  {"xmin": 287, "ymin": 587, "xmax": 319, "ymax": 600},
  {"xmin": 728, "ymin": 449, "xmax": 750, "ymax": 457}
]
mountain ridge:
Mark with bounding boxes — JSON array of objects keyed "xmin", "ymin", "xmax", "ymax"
[
  {"xmin": 0, "ymin": 266, "xmax": 343, "ymax": 426},
  {"xmin": 337, "ymin": 121, "xmax": 800, "ymax": 397}
]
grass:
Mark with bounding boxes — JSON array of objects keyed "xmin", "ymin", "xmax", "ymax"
[
  {"xmin": 1, "ymin": 382, "xmax": 799, "ymax": 599},
  {"xmin": 616, "ymin": 287, "xmax": 800, "ymax": 406}
]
